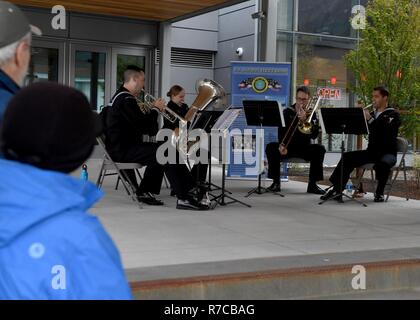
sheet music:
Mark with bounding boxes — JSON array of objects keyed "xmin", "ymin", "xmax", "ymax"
[{"xmin": 213, "ymin": 108, "xmax": 241, "ymax": 131}]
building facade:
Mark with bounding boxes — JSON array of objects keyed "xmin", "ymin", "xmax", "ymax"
[{"xmin": 20, "ymin": 0, "xmax": 418, "ymax": 152}]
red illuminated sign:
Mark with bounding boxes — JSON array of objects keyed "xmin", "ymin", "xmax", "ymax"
[{"xmin": 317, "ymin": 87, "xmax": 342, "ymax": 100}]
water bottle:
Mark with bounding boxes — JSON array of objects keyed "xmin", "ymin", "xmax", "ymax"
[
  {"xmin": 345, "ymin": 181, "xmax": 353, "ymax": 196},
  {"xmin": 80, "ymin": 164, "xmax": 88, "ymax": 181}
]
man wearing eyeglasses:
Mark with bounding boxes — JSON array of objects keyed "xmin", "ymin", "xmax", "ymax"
[{"xmin": 265, "ymin": 86, "xmax": 326, "ymax": 194}]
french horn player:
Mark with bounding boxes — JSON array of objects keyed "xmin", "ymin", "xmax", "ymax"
[{"xmin": 265, "ymin": 86, "xmax": 327, "ymax": 195}]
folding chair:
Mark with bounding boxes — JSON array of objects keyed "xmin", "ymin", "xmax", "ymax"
[
  {"xmin": 278, "ymin": 157, "xmax": 310, "ymax": 191},
  {"xmin": 385, "ymin": 137, "xmax": 410, "ymax": 201},
  {"xmin": 96, "ymin": 136, "xmax": 143, "ymax": 208},
  {"xmin": 353, "ymin": 137, "xmax": 410, "ymax": 202}
]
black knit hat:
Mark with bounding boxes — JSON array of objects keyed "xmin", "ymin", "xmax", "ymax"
[{"xmin": 1, "ymin": 82, "xmax": 102, "ymax": 173}]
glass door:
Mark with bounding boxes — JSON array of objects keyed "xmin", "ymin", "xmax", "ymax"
[
  {"xmin": 70, "ymin": 44, "xmax": 111, "ymax": 112},
  {"xmin": 26, "ymin": 39, "xmax": 65, "ymax": 86},
  {"xmin": 111, "ymin": 47, "xmax": 152, "ymax": 97}
]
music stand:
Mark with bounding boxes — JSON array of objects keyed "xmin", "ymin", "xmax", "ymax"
[
  {"xmin": 242, "ymin": 100, "xmax": 285, "ymax": 198},
  {"xmin": 318, "ymin": 108, "xmax": 369, "ymax": 207},
  {"xmin": 208, "ymin": 108, "xmax": 251, "ymax": 208},
  {"xmin": 187, "ymin": 110, "xmax": 226, "ymax": 205}
]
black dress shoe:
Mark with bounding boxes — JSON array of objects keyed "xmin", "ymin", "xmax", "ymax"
[
  {"xmin": 374, "ymin": 194, "xmax": 385, "ymax": 203},
  {"xmin": 137, "ymin": 193, "xmax": 164, "ymax": 206},
  {"xmin": 176, "ymin": 197, "xmax": 209, "ymax": 211},
  {"xmin": 320, "ymin": 189, "xmax": 342, "ymax": 202},
  {"xmin": 267, "ymin": 182, "xmax": 281, "ymax": 192},
  {"xmin": 307, "ymin": 183, "xmax": 326, "ymax": 195}
]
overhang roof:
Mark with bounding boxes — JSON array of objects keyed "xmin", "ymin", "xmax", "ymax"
[{"xmin": 10, "ymin": 0, "xmax": 247, "ymax": 22}]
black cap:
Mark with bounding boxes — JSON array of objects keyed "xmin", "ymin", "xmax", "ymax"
[
  {"xmin": 0, "ymin": 1, "xmax": 42, "ymax": 48},
  {"xmin": 1, "ymin": 82, "xmax": 103, "ymax": 173}
]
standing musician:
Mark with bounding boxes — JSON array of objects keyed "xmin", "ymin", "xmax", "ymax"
[
  {"xmin": 164, "ymin": 85, "xmax": 209, "ymax": 190},
  {"xmin": 265, "ymin": 86, "xmax": 326, "ymax": 194},
  {"xmin": 105, "ymin": 65, "xmax": 209, "ymax": 210},
  {"xmin": 321, "ymin": 86, "xmax": 401, "ymax": 203}
]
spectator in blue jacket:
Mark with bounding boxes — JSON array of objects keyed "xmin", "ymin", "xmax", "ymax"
[
  {"xmin": 0, "ymin": 82, "xmax": 132, "ymax": 300},
  {"xmin": 0, "ymin": 1, "xmax": 42, "ymax": 125}
]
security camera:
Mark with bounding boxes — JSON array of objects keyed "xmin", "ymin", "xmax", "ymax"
[
  {"xmin": 251, "ymin": 11, "xmax": 266, "ymax": 20},
  {"xmin": 236, "ymin": 47, "xmax": 244, "ymax": 57}
]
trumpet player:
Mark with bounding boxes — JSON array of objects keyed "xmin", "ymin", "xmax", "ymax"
[
  {"xmin": 265, "ymin": 86, "xmax": 326, "ymax": 194},
  {"xmin": 105, "ymin": 65, "xmax": 208, "ymax": 210},
  {"xmin": 321, "ymin": 86, "xmax": 401, "ymax": 203}
]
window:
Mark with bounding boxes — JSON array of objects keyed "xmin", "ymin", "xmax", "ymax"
[
  {"xmin": 74, "ymin": 51, "xmax": 106, "ymax": 112},
  {"xmin": 26, "ymin": 47, "xmax": 59, "ymax": 86}
]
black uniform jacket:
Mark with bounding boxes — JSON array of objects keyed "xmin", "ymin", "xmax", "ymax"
[
  {"xmin": 105, "ymin": 86, "xmax": 160, "ymax": 159},
  {"xmin": 278, "ymin": 103, "xmax": 320, "ymax": 153},
  {"xmin": 367, "ymin": 107, "xmax": 401, "ymax": 157},
  {"xmin": 163, "ymin": 100, "xmax": 189, "ymax": 131}
]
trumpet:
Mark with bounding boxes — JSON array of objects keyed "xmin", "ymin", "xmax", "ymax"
[
  {"xmin": 137, "ymin": 90, "xmax": 187, "ymax": 124},
  {"xmin": 363, "ymin": 103, "xmax": 374, "ymax": 111}
]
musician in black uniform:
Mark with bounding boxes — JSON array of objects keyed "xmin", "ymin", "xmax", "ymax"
[
  {"xmin": 265, "ymin": 86, "xmax": 326, "ymax": 194},
  {"xmin": 164, "ymin": 85, "xmax": 209, "ymax": 189},
  {"xmin": 321, "ymin": 86, "xmax": 401, "ymax": 203},
  {"xmin": 105, "ymin": 66, "xmax": 208, "ymax": 210}
]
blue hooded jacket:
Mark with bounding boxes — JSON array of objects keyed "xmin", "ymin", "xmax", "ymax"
[
  {"xmin": 0, "ymin": 69, "xmax": 19, "ymax": 125},
  {"xmin": 0, "ymin": 159, "xmax": 133, "ymax": 300}
]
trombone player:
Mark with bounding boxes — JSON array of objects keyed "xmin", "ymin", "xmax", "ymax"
[{"xmin": 265, "ymin": 86, "xmax": 326, "ymax": 194}]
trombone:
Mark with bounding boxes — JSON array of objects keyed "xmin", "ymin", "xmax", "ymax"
[{"xmin": 280, "ymin": 95, "xmax": 322, "ymax": 150}]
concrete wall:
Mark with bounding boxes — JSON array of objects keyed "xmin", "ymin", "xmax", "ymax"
[
  {"xmin": 160, "ymin": 1, "xmax": 257, "ymax": 105},
  {"xmin": 214, "ymin": 0, "xmax": 256, "ymax": 101},
  {"xmin": 22, "ymin": 7, "xmax": 158, "ymax": 46},
  {"xmin": 153, "ymin": 11, "xmax": 219, "ymax": 105}
]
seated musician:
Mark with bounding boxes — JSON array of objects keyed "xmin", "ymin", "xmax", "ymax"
[
  {"xmin": 164, "ymin": 85, "xmax": 209, "ymax": 196},
  {"xmin": 321, "ymin": 86, "xmax": 401, "ymax": 203},
  {"xmin": 105, "ymin": 65, "xmax": 208, "ymax": 210},
  {"xmin": 265, "ymin": 86, "xmax": 326, "ymax": 194}
]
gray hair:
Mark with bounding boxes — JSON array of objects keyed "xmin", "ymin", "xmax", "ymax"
[{"xmin": 0, "ymin": 32, "xmax": 32, "ymax": 68}]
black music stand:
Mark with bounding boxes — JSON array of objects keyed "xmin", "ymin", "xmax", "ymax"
[
  {"xmin": 242, "ymin": 100, "xmax": 285, "ymax": 198},
  {"xmin": 187, "ymin": 110, "xmax": 225, "ymax": 202},
  {"xmin": 318, "ymin": 108, "xmax": 369, "ymax": 207}
]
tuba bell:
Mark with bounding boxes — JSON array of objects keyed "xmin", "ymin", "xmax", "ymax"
[{"xmin": 177, "ymin": 79, "xmax": 227, "ymax": 157}]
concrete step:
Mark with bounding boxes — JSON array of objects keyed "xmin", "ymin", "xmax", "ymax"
[{"xmin": 127, "ymin": 248, "xmax": 420, "ymax": 299}]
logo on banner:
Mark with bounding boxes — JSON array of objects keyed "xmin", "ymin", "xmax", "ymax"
[{"xmin": 238, "ymin": 77, "xmax": 282, "ymax": 93}]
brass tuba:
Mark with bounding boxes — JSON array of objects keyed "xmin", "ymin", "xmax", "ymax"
[
  {"xmin": 178, "ymin": 79, "xmax": 227, "ymax": 157},
  {"xmin": 184, "ymin": 79, "xmax": 226, "ymax": 124}
]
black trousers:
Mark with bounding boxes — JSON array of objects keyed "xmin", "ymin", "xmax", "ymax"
[
  {"xmin": 112, "ymin": 143, "xmax": 196, "ymax": 200},
  {"xmin": 265, "ymin": 142, "xmax": 326, "ymax": 183},
  {"xmin": 329, "ymin": 150, "xmax": 396, "ymax": 195},
  {"xmin": 190, "ymin": 163, "xmax": 208, "ymax": 185}
]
